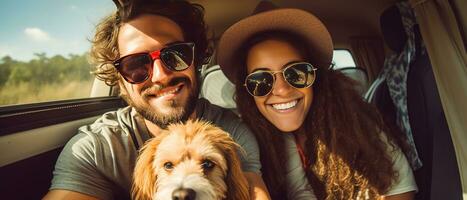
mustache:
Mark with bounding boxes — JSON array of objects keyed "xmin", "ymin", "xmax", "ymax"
[{"xmin": 142, "ymin": 77, "xmax": 190, "ymax": 97}]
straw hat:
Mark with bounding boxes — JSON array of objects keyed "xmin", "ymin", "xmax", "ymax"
[{"xmin": 217, "ymin": 1, "xmax": 333, "ymax": 84}]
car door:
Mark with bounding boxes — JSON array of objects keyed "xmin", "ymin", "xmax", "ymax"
[{"xmin": 0, "ymin": 1, "xmax": 123, "ymax": 199}]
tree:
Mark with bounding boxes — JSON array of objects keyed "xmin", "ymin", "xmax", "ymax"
[{"xmin": 0, "ymin": 56, "xmax": 14, "ymax": 86}]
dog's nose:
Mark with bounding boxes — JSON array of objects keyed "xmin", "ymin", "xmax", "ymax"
[{"xmin": 172, "ymin": 188, "xmax": 196, "ymax": 200}]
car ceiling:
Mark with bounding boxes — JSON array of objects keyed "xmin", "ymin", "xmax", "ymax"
[{"xmin": 191, "ymin": 0, "xmax": 399, "ymax": 49}]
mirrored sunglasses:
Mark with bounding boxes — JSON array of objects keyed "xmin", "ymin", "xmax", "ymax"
[
  {"xmin": 113, "ymin": 42, "xmax": 195, "ymax": 84},
  {"xmin": 244, "ymin": 62, "xmax": 317, "ymax": 97}
]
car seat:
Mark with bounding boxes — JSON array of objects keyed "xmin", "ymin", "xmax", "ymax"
[
  {"xmin": 199, "ymin": 65, "xmax": 237, "ymax": 110},
  {"xmin": 336, "ymin": 67, "xmax": 370, "ymax": 96},
  {"xmin": 407, "ymin": 25, "xmax": 462, "ymax": 200},
  {"xmin": 367, "ymin": 3, "xmax": 462, "ymax": 199}
]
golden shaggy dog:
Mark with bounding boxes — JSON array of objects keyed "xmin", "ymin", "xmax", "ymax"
[{"xmin": 132, "ymin": 120, "xmax": 250, "ymax": 200}]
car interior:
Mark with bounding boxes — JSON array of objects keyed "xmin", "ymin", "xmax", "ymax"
[{"xmin": 0, "ymin": 0, "xmax": 465, "ymax": 199}]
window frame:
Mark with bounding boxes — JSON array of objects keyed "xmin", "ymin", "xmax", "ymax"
[
  {"xmin": 332, "ymin": 48, "xmax": 357, "ymax": 69},
  {"xmin": 0, "ymin": 96, "xmax": 126, "ymax": 136}
]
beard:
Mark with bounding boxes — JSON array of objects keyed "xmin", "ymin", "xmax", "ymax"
[{"xmin": 121, "ymin": 76, "xmax": 199, "ymax": 129}]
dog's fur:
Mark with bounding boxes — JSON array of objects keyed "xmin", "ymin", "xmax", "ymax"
[{"xmin": 132, "ymin": 120, "xmax": 250, "ymax": 200}]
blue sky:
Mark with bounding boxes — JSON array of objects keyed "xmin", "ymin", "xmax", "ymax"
[
  {"xmin": 0, "ymin": 0, "xmax": 356, "ymax": 67},
  {"xmin": 0, "ymin": 0, "xmax": 115, "ymax": 61}
]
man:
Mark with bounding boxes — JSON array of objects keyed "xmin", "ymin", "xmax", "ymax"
[{"xmin": 43, "ymin": 1, "xmax": 269, "ymax": 199}]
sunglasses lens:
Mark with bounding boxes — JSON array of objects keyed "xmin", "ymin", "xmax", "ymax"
[
  {"xmin": 284, "ymin": 63, "xmax": 315, "ymax": 88},
  {"xmin": 245, "ymin": 72, "xmax": 274, "ymax": 96},
  {"xmin": 118, "ymin": 54, "xmax": 151, "ymax": 83},
  {"xmin": 161, "ymin": 43, "xmax": 194, "ymax": 71}
]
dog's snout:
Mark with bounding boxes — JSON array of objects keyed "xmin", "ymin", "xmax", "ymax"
[{"xmin": 172, "ymin": 188, "xmax": 196, "ymax": 200}]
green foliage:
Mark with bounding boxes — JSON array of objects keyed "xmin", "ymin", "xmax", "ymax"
[
  {"xmin": 0, "ymin": 53, "xmax": 95, "ymax": 105},
  {"xmin": 0, "ymin": 80, "xmax": 93, "ymax": 105},
  {"xmin": 0, "ymin": 52, "xmax": 93, "ymax": 86},
  {"xmin": 0, "ymin": 56, "xmax": 14, "ymax": 86}
]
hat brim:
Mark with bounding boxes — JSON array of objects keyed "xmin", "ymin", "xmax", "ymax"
[{"xmin": 217, "ymin": 8, "xmax": 333, "ymax": 84}]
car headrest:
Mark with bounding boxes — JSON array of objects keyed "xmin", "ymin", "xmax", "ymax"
[
  {"xmin": 200, "ymin": 65, "xmax": 237, "ymax": 109},
  {"xmin": 380, "ymin": 5, "xmax": 407, "ymax": 53},
  {"xmin": 337, "ymin": 67, "xmax": 369, "ymax": 96}
]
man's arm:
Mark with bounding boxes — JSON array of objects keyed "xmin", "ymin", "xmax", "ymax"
[
  {"xmin": 244, "ymin": 172, "xmax": 271, "ymax": 200},
  {"xmin": 44, "ymin": 175, "xmax": 270, "ymax": 200},
  {"xmin": 46, "ymin": 132, "xmax": 115, "ymax": 200},
  {"xmin": 382, "ymin": 191, "xmax": 415, "ymax": 200},
  {"xmin": 43, "ymin": 190, "xmax": 100, "ymax": 200}
]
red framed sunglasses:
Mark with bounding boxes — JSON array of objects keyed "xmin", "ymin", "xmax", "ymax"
[{"xmin": 113, "ymin": 42, "xmax": 195, "ymax": 84}]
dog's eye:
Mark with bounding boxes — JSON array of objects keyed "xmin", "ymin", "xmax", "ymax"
[
  {"xmin": 201, "ymin": 159, "xmax": 215, "ymax": 170},
  {"xmin": 163, "ymin": 162, "xmax": 174, "ymax": 170}
]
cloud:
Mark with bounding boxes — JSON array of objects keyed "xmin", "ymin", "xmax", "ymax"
[
  {"xmin": 24, "ymin": 28, "xmax": 52, "ymax": 42},
  {"xmin": 0, "ymin": 44, "xmax": 26, "ymax": 61},
  {"xmin": 70, "ymin": 5, "xmax": 78, "ymax": 11},
  {"xmin": 0, "ymin": 45, "xmax": 11, "ymax": 58},
  {"xmin": 0, "ymin": 37, "xmax": 90, "ymax": 61},
  {"xmin": 2, "ymin": 27, "xmax": 91, "ymax": 61}
]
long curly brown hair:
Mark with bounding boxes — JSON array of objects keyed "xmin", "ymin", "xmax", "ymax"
[
  {"xmin": 89, "ymin": 0, "xmax": 212, "ymax": 86},
  {"xmin": 234, "ymin": 31, "xmax": 404, "ymax": 200}
]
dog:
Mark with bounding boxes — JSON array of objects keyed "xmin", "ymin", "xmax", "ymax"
[{"xmin": 131, "ymin": 120, "xmax": 250, "ymax": 200}]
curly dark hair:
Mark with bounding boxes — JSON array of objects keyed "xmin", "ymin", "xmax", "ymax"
[
  {"xmin": 234, "ymin": 31, "xmax": 405, "ymax": 200},
  {"xmin": 90, "ymin": 0, "xmax": 212, "ymax": 86}
]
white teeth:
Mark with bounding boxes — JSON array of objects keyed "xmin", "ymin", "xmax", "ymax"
[
  {"xmin": 272, "ymin": 100, "xmax": 297, "ymax": 110},
  {"xmin": 157, "ymin": 87, "xmax": 180, "ymax": 97}
]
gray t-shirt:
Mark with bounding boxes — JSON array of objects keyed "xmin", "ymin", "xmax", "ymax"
[{"xmin": 50, "ymin": 98, "xmax": 260, "ymax": 199}]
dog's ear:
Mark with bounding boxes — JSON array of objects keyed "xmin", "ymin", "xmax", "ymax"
[
  {"xmin": 204, "ymin": 122, "xmax": 250, "ymax": 200},
  {"xmin": 224, "ymin": 143, "xmax": 250, "ymax": 200},
  {"xmin": 131, "ymin": 138, "xmax": 161, "ymax": 200}
]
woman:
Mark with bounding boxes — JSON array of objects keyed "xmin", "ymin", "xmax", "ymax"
[{"xmin": 216, "ymin": 1, "xmax": 417, "ymax": 200}]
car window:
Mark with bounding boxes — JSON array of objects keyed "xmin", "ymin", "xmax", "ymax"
[
  {"xmin": 332, "ymin": 49, "xmax": 356, "ymax": 69},
  {"xmin": 0, "ymin": 0, "xmax": 114, "ymax": 106}
]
